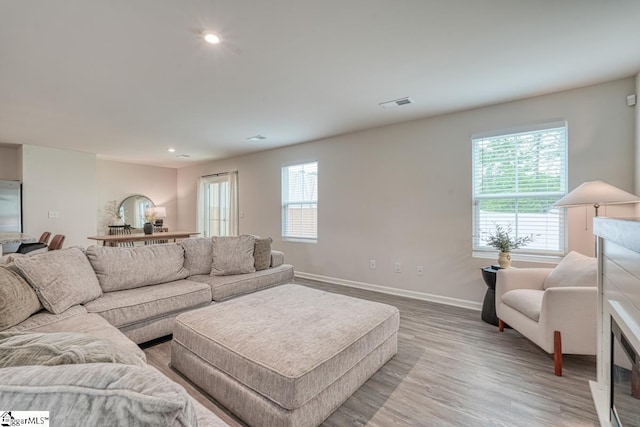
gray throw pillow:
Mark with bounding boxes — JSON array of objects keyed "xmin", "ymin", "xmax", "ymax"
[
  {"xmin": 0, "ymin": 266, "xmax": 42, "ymax": 331},
  {"xmin": 182, "ymin": 237, "xmax": 213, "ymax": 275},
  {"xmin": 0, "ymin": 331, "xmax": 145, "ymax": 368},
  {"xmin": 254, "ymin": 237, "xmax": 273, "ymax": 271},
  {"xmin": 13, "ymin": 247, "xmax": 103, "ymax": 314},
  {"xmin": 0, "ymin": 363, "xmax": 198, "ymax": 427},
  {"xmin": 211, "ymin": 235, "xmax": 256, "ymax": 276}
]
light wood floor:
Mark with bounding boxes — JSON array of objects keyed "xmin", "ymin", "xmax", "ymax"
[{"xmin": 144, "ymin": 279, "xmax": 598, "ymax": 427}]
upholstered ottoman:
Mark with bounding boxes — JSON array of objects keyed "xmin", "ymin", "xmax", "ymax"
[{"xmin": 171, "ymin": 284, "xmax": 399, "ymax": 427}]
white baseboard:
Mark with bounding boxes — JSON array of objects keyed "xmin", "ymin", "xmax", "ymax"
[{"xmin": 294, "ymin": 271, "xmax": 482, "ymax": 312}]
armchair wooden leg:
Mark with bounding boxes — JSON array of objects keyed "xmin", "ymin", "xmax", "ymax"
[
  {"xmin": 498, "ymin": 319, "xmax": 504, "ymax": 332},
  {"xmin": 554, "ymin": 330, "xmax": 562, "ymax": 376}
]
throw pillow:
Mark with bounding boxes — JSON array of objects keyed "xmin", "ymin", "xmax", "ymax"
[
  {"xmin": 13, "ymin": 247, "xmax": 103, "ymax": 314},
  {"xmin": 86, "ymin": 244, "xmax": 189, "ymax": 292},
  {"xmin": 254, "ymin": 237, "xmax": 273, "ymax": 271},
  {"xmin": 211, "ymin": 235, "xmax": 256, "ymax": 276},
  {"xmin": 543, "ymin": 251, "xmax": 597, "ymax": 289},
  {"xmin": 182, "ymin": 237, "xmax": 214, "ymax": 275},
  {"xmin": 0, "ymin": 266, "xmax": 42, "ymax": 331},
  {"xmin": 0, "ymin": 363, "xmax": 198, "ymax": 427},
  {"xmin": 0, "ymin": 331, "xmax": 145, "ymax": 368}
]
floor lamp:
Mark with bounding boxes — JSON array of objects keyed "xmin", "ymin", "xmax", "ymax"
[{"xmin": 552, "ymin": 180, "xmax": 640, "ymax": 255}]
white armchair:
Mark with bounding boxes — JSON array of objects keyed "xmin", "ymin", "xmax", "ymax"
[{"xmin": 495, "ymin": 252, "xmax": 597, "ymax": 376}]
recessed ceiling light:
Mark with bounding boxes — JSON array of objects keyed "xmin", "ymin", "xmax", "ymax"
[
  {"xmin": 203, "ymin": 32, "xmax": 221, "ymax": 44},
  {"xmin": 247, "ymin": 135, "xmax": 267, "ymax": 141},
  {"xmin": 167, "ymin": 148, "xmax": 176, "ymax": 153}
]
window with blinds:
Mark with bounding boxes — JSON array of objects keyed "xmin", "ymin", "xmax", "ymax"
[
  {"xmin": 282, "ymin": 161, "xmax": 318, "ymax": 242},
  {"xmin": 472, "ymin": 122, "xmax": 567, "ymax": 256}
]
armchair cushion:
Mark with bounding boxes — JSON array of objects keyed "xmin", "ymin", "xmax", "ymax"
[
  {"xmin": 543, "ymin": 251, "xmax": 597, "ymax": 290},
  {"xmin": 502, "ymin": 289, "xmax": 545, "ymax": 322}
]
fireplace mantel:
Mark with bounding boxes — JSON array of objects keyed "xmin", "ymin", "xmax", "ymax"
[{"xmin": 592, "ymin": 217, "xmax": 640, "ymax": 426}]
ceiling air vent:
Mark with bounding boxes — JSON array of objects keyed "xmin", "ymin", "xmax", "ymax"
[
  {"xmin": 247, "ymin": 135, "xmax": 267, "ymax": 141},
  {"xmin": 176, "ymin": 154, "xmax": 191, "ymax": 158},
  {"xmin": 378, "ymin": 97, "xmax": 414, "ymax": 109}
]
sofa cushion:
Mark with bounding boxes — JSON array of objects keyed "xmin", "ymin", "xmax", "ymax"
[
  {"xmin": 182, "ymin": 237, "xmax": 213, "ymax": 275},
  {"xmin": 0, "ymin": 331, "xmax": 144, "ymax": 368},
  {"xmin": 543, "ymin": 251, "xmax": 597, "ymax": 290},
  {"xmin": 13, "ymin": 247, "xmax": 103, "ymax": 314},
  {"xmin": 190, "ymin": 264, "xmax": 294, "ymax": 301},
  {"xmin": 87, "ymin": 244, "xmax": 189, "ymax": 292},
  {"xmin": 211, "ymin": 235, "xmax": 256, "ymax": 276},
  {"xmin": 5, "ymin": 306, "xmax": 146, "ymax": 363},
  {"xmin": 0, "ymin": 265, "xmax": 42, "ymax": 331},
  {"xmin": 84, "ymin": 280, "xmax": 212, "ymax": 329},
  {"xmin": 502, "ymin": 289, "xmax": 545, "ymax": 322},
  {"xmin": 254, "ymin": 237, "xmax": 273, "ymax": 271},
  {"xmin": 0, "ymin": 363, "xmax": 199, "ymax": 427}
]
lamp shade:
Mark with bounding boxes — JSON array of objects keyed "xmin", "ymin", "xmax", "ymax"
[
  {"xmin": 552, "ymin": 180, "xmax": 640, "ymax": 209},
  {"xmin": 151, "ymin": 206, "xmax": 167, "ymax": 218}
]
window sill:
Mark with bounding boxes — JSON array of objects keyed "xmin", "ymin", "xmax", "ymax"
[
  {"xmin": 472, "ymin": 251, "xmax": 562, "ymax": 265},
  {"xmin": 282, "ymin": 237, "xmax": 317, "ymax": 244}
]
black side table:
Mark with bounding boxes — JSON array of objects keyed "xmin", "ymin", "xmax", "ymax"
[{"xmin": 481, "ymin": 266, "xmax": 501, "ymax": 326}]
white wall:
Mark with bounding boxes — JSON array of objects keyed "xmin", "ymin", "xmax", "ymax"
[
  {"xmin": 21, "ymin": 145, "xmax": 97, "ymax": 248},
  {"xmin": 96, "ymin": 160, "xmax": 177, "ymax": 233},
  {"xmin": 177, "ymin": 78, "xmax": 636, "ymax": 306},
  {"xmin": 0, "ymin": 146, "xmax": 20, "ymax": 180},
  {"xmin": 636, "ymin": 72, "xmax": 640, "ymax": 216}
]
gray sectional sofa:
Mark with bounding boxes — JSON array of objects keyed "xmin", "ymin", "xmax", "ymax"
[{"xmin": 0, "ymin": 236, "xmax": 294, "ymax": 426}]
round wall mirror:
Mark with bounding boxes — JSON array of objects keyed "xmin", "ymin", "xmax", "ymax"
[{"xmin": 118, "ymin": 195, "xmax": 154, "ymax": 228}]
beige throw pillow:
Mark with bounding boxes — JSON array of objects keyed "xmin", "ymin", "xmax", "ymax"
[
  {"xmin": 254, "ymin": 237, "xmax": 273, "ymax": 271},
  {"xmin": 543, "ymin": 251, "xmax": 597, "ymax": 289},
  {"xmin": 211, "ymin": 235, "xmax": 256, "ymax": 276},
  {"xmin": 0, "ymin": 266, "xmax": 42, "ymax": 331},
  {"xmin": 14, "ymin": 247, "xmax": 103, "ymax": 314}
]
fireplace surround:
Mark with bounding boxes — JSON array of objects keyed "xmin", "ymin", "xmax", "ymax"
[{"xmin": 591, "ymin": 218, "xmax": 640, "ymax": 426}]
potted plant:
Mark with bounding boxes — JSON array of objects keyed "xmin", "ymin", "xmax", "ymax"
[{"xmin": 484, "ymin": 224, "xmax": 533, "ymax": 268}]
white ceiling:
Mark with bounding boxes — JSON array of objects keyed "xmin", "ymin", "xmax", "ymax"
[{"xmin": 1, "ymin": 0, "xmax": 639, "ymax": 168}]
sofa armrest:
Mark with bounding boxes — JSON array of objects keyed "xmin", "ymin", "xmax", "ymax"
[
  {"xmin": 270, "ymin": 250, "xmax": 285, "ymax": 268},
  {"xmin": 496, "ymin": 268, "xmax": 552, "ymax": 303}
]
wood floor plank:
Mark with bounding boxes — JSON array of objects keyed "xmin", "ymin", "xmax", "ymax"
[{"xmin": 144, "ymin": 279, "xmax": 598, "ymax": 426}]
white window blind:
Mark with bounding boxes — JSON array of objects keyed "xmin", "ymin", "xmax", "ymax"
[
  {"xmin": 282, "ymin": 161, "xmax": 318, "ymax": 242},
  {"xmin": 472, "ymin": 122, "xmax": 567, "ymax": 256}
]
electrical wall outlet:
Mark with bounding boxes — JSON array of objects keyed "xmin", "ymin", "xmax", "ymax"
[
  {"xmin": 394, "ymin": 262, "xmax": 401, "ymax": 273},
  {"xmin": 48, "ymin": 211, "xmax": 59, "ymax": 218},
  {"xmin": 417, "ymin": 266, "xmax": 424, "ymax": 275},
  {"xmin": 369, "ymin": 259, "xmax": 377, "ymax": 269}
]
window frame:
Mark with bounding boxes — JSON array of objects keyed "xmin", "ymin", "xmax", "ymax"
[
  {"xmin": 471, "ymin": 121, "xmax": 568, "ymax": 260},
  {"xmin": 281, "ymin": 161, "xmax": 318, "ymax": 243}
]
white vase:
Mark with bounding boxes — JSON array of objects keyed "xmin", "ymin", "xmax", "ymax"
[{"xmin": 498, "ymin": 251, "xmax": 511, "ymax": 268}]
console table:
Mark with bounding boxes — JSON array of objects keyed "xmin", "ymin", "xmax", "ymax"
[{"xmin": 87, "ymin": 231, "xmax": 200, "ymax": 246}]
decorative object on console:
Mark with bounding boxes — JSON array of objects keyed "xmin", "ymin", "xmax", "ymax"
[
  {"xmin": 104, "ymin": 200, "xmax": 124, "ymax": 225},
  {"xmin": 150, "ymin": 206, "xmax": 167, "ymax": 227},
  {"xmin": 483, "ymin": 224, "xmax": 534, "ymax": 268},
  {"xmin": 118, "ymin": 195, "xmax": 154, "ymax": 229},
  {"xmin": 143, "ymin": 208, "xmax": 157, "ymax": 235}
]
